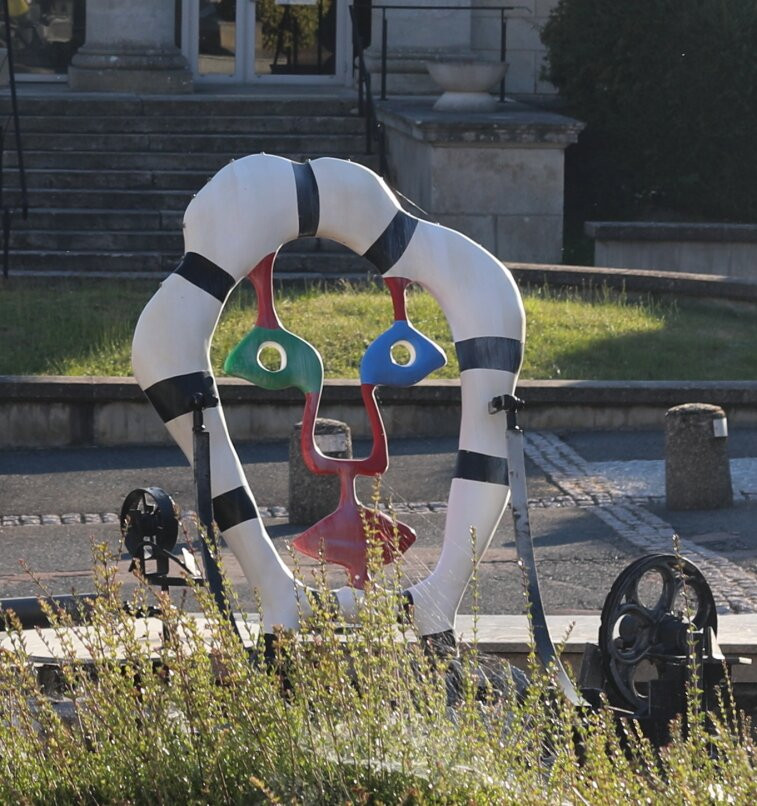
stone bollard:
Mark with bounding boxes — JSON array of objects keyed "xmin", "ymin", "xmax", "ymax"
[
  {"xmin": 289, "ymin": 418, "xmax": 352, "ymax": 524},
  {"xmin": 665, "ymin": 403, "xmax": 732, "ymax": 510}
]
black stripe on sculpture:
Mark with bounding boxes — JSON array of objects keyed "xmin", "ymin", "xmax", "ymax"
[
  {"xmin": 213, "ymin": 486, "xmax": 259, "ymax": 532},
  {"xmin": 292, "ymin": 160, "xmax": 320, "ymax": 237},
  {"xmin": 454, "ymin": 450, "xmax": 509, "ymax": 486},
  {"xmin": 455, "ymin": 336, "xmax": 523, "ymax": 373},
  {"xmin": 143, "ymin": 371, "xmax": 218, "ymax": 424},
  {"xmin": 363, "ymin": 210, "xmax": 418, "ymax": 274},
  {"xmin": 173, "ymin": 252, "xmax": 236, "ymax": 303}
]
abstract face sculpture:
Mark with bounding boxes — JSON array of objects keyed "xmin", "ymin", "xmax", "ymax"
[{"xmin": 132, "ymin": 156, "xmax": 525, "ymax": 639}]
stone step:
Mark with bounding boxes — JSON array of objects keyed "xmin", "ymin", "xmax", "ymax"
[
  {"xmin": 6, "ymin": 150, "xmax": 378, "ymax": 172},
  {"xmin": 7, "ymin": 248, "xmax": 373, "ymax": 277},
  {"xmin": 11, "ymin": 229, "xmax": 181, "ymax": 252},
  {"xmin": 19, "ymin": 132, "xmax": 364, "ymax": 154},
  {"xmin": 10, "ymin": 214, "xmax": 361, "ymax": 255},
  {"xmin": 12, "ymin": 209, "xmax": 170, "ymax": 231},
  {"xmin": 16, "ymin": 114, "xmax": 365, "ymax": 135},
  {"xmin": 12, "ymin": 230, "xmax": 378, "ymax": 256},
  {"xmin": 5, "ymin": 188, "xmax": 192, "ymax": 211},
  {"xmin": 4, "ymin": 94, "xmax": 357, "ymax": 118},
  {"xmin": 0, "ymin": 89, "xmax": 379, "ymax": 280},
  {"xmin": 2, "ymin": 168, "xmax": 190, "ymax": 191},
  {"xmin": 3, "ymin": 159, "xmax": 381, "ymax": 191}
]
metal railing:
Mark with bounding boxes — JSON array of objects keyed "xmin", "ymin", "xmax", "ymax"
[
  {"xmin": 0, "ymin": 0, "xmax": 28, "ymax": 279},
  {"xmin": 349, "ymin": 3, "xmax": 388, "ymax": 176},
  {"xmin": 349, "ymin": 3, "xmax": 527, "ymax": 177},
  {"xmin": 372, "ymin": 4, "xmax": 524, "ymax": 102}
]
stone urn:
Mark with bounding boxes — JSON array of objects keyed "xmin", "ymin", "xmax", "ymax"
[{"xmin": 426, "ymin": 57, "xmax": 507, "ymax": 112}]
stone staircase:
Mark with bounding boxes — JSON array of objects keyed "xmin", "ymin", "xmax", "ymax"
[{"xmin": 0, "ymin": 91, "xmax": 378, "ymax": 281}]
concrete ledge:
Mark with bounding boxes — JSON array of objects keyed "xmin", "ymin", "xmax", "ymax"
[
  {"xmin": 586, "ymin": 222, "xmax": 757, "ymax": 243},
  {"xmin": 5, "ymin": 613, "xmax": 757, "ymax": 682},
  {"xmin": 456, "ymin": 614, "xmax": 757, "ymax": 682},
  {"xmin": 2, "ymin": 376, "xmax": 757, "ymax": 448},
  {"xmin": 378, "ymin": 98, "xmax": 584, "ymax": 146},
  {"xmin": 584, "ymin": 221, "xmax": 757, "ymax": 279},
  {"xmin": 507, "ymin": 262, "xmax": 757, "ymax": 303}
]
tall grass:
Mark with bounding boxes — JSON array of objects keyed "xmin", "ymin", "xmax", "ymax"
[{"xmin": 1, "ymin": 536, "xmax": 755, "ymax": 804}]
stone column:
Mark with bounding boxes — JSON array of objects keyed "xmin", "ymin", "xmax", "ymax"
[
  {"xmin": 68, "ymin": 0, "xmax": 192, "ymax": 93},
  {"xmin": 289, "ymin": 418, "xmax": 353, "ymax": 525},
  {"xmin": 665, "ymin": 403, "xmax": 733, "ymax": 510},
  {"xmin": 378, "ymin": 101, "xmax": 583, "ymax": 263}
]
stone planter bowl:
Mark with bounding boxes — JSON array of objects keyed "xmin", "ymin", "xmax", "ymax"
[{"xmin": 426, "ymin": 57, "xmax": 507, "ymax": 112}]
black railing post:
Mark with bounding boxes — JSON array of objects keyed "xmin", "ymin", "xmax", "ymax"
[
  {"xmin": 1, "ymin": 0, "xmax": 29, "ymax": 279},
  {"xmin": 190, "ymin": 392, "xmax": 239, "ymax": 637},
  {"xmin": 499, "ymin": 8, "xmax": 507, "ymax": 103},
  {"xmin": 349, "ymin": 5, "xmax": 365, "ymax": 116},
  {"xmin": 349, "ymin": 5, "xmax": 524, "ymax": 179},
  {"xmin": 2, "ymin": 0, "xmax": 27, "ymax": 219},
  {"xmin": 381, "ymin": 9, "xmax": 388, "ymax": 101}
]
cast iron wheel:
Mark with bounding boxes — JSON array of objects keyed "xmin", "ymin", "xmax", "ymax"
[
  {"xmin": 120, "ymin": 487, "xmax": 179, "ymax": 560},
  {"xmin": 598, "ymin": 553, "xmax": 716, "ymax": 714}
]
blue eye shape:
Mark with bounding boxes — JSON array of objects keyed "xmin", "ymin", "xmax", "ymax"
[{"xmin": 360, "ymin": 320, "xmax": 447, "ymax": 387}]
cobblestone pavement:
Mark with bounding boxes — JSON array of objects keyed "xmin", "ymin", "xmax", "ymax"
[
  {"xmin": 3, "ymin": 432, "xmax": 755, "ymax": 615},
  {"xmin": 525, "ymin": 432, "xmax": 757, "ymax": 614}
]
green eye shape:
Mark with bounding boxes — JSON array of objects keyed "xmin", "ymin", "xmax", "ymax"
[{"xmin": 224, "ymin": 326, "xmax": 323, "ymax": 395}]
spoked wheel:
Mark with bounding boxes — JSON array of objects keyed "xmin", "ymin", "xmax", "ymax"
[
  {"xmin": 120, "ymin": 487, "xmax": 179, "ymax": 561},
  {"xmin": 598, "ymin": 554, "xmax": 717, "ymax": 714}
]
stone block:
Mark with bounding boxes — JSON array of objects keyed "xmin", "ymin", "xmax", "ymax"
[
  {"xmin": 372, "ymin": 3, "xmax": 472, "ymax": 51},
  {"xmin": 665, "ymin": 403, "xmax": 733, "ymax": 510},
  {"xmin": 436, "ymin": 213, "xmax": 496, "ymax": 253},
  {"xmin": 68, "ymin": 0, "xmax": 191, "ymax": 94},
  {"xmin": 500, "ymin": 50, "xmax": 537, "ymax": 95},
  {"xmin": 384, "ymin": 132, "xmax": 432, "ymax": 209},
  {"xmin": 95, "ymin": 402, "xmax": 170, "ymax": 446},
  {"xmin": 289, "ymin": 418, "xmax": 352, "ymax": 525},
  {"xmin": 1, "ymin": 403, "xmax": 71, "ymax": 448},
  {"xmin": 430, "ymin": 146, "xmax": 564, "ymax": 216},
  {"xmin": 496, "ymin": 214, "xmax": 563, "ymax": 263}
]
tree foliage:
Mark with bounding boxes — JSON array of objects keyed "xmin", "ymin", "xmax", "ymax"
[{"xmin": 541, "ymin": 0, "xmax": 757, "ymax": 222}]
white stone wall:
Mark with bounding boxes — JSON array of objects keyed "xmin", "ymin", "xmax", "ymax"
[
  {"xmin": 470, "ymin": 0, "xmax": 558, "ymax": 97},
  {"xmin": 365, "ymin": 0, "xmax": 559, "ymax": 98}
]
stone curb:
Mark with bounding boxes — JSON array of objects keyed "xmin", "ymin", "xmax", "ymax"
[
  {"xmin": 2, "ymin": 376, "xmax": 757, "ymax": 447},
  {"xmin": 507, "ymin": 262, "xmax": 757, "ymax": 303},
  {"xmin": 3, "ymin": 375, "xmax": 757, "ymax": 406}
]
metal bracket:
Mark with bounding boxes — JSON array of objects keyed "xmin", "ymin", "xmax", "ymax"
[{"xmin": 492, "ymin": 392, "xmax": 588, "ymax": 707}]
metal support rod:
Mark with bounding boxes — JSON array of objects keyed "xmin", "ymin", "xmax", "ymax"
[
  {"xmin": 366, "ymin": 93, "xmax": 374, "ymax": 155},
  {"xmin": 0, "ymin": 593, "xmax": 100, "ymax": 630},
  {"xmin": 499, "ymin": 10, "xmax": 507, "ymax": 103},
  {"xmin": 2, "ymin": 0, "xmax": 27, "ymax": 219},
  {"xmin": 190, "ymin": 393, "xmax": 239, "ymax": 636},
  {"xmin": 381, "ymin": 11, "xmax": 388, "ymax": 101},
  {"xmin": 493, "ymin": 394, "xmax": 587, "ymax": 706}
]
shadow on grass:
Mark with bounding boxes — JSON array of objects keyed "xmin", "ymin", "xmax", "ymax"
[{"xmin": 542, "ymin": 297, "xmax": 757, "ymax": 381}]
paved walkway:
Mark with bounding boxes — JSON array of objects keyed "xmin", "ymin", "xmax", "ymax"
[{"xmin": 1, "ymin": 429, "xmax": 755, "ymax": 615}]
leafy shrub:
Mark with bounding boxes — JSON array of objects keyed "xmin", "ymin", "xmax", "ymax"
[{"xmin": 542, "ymin": 0, "xmax": 757, "ymax": 222}]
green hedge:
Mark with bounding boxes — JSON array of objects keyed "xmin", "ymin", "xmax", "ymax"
[{"xmin": 541, "ymin": 0, "xmax": 757, "ymax": 223}]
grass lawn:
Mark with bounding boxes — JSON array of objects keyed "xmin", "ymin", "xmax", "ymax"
[{"xmin": 1, "ymin": 276, "xmax": 756, "ymax": 380}]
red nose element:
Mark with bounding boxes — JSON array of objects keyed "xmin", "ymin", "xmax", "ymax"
[{"xmin": 292, "ymin": 501, "xmax": 416, "ymax": 589}]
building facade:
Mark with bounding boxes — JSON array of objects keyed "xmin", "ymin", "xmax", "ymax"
[{"xmin": 3, "ymin": 1, "xmax": 557, "ymax": 98}]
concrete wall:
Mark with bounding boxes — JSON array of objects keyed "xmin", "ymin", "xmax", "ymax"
[
  {"xmin": 379, "ymin": 100, "xmax": 582, "ymax": 264},
  {"xmin": 3, "ymin": 376, "xmax": 757, "ymax": 449},
  {"xmin": 586, "ymin": 222, "xmax": 757, "ymax": 280},
  {"xmin": 471, "ymin": 0, "xmax": 559, "ymax": 98},
  {"xmin": 364, "ymin": 0, "xmax": 559, "ymax": 99}
]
